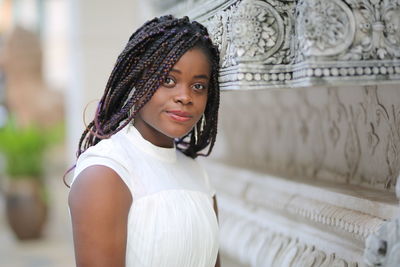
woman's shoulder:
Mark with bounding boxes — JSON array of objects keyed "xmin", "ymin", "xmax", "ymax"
[
  {"xmin": 73, "ymin": 137, "xmax": 131, "ymax": 187},
  {"xmin": 77, "ymin": 135, "xmax": 130, "ymax": 165},
  {"xmin": 79, "ymin": 137, "xmax": 117, "ymax": 158}
]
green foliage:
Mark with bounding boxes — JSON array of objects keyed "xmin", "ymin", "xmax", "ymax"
[{"xmin": 0, "ymin": 120, "xmax": 58, "ymax": 179}]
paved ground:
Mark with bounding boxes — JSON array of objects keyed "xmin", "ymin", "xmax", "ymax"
[{"xmin": 0, "ymin": 145, "xmax": 75, "ymax": 267}]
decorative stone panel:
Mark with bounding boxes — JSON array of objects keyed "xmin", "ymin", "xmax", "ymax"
[
  {"xmin": 212, "ymin": 85, "xmax": 400, "ymax": 191},
  {"xmin": 166, "ymin": 0, "xmax": 400, "ymax": 89}
]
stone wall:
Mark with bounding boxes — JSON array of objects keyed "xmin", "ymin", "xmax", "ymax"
[
  {"xmin": 163, "ymin": 0, "xmax": 400, "ymax": 266},
  {"xmin": 204, "ymin": 84, "xmax": 399, "ymax": 266},
  {"xmin": 213, "ymin": 85, "xmax": 400, "ymax": 191}
]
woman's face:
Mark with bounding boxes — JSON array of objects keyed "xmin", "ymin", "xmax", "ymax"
[{"xmin": 133, "ymin": 47, "xmax": 210, "ymax": 148}]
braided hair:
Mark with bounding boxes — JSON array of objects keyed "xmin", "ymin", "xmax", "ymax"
[{"xmin": 78, "ymin": 15, "xmax": 220, "ymax": 162}]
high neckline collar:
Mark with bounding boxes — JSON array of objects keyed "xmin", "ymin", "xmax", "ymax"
[{"xmin": 124, "ymin": 125, "xmax": 177, "ymax": 163}]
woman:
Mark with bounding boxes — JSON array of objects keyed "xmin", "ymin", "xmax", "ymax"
[{"xmin": 67, "ymin": 15, "xmax": 221, "ymax": 267}]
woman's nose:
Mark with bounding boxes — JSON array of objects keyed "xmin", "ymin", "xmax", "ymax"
[{"xmin": 174, "ymin": 85, "xmax": 192, "ymax": 105}]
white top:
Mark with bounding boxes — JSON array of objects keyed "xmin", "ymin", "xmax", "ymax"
[{"xmin": 72, "ymin": 125, "xmax": 219, "ymax": 267}]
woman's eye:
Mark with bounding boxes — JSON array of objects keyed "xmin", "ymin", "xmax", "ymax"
[
  {"xmin": 164, "ymin": 77, "xmax": 175, "ymax": 86},
  {"xmin": 193, "ymin": 83, "xmax": 207, "ymax": 90}
]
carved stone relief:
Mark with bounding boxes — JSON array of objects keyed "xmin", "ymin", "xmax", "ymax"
[
  {"xmin": 219, "ymin": 208, "xmax": 360, "ymax": 267},
  {"xmin": 201, "ymin": 161, "xmax": 390, "ymax": 266},
  {"xmin": 202, "ymin": 0, "xmax": 295, "ymax": 68},
  {"xmin": 343, "ymin": 0, "xmax": 400, "ymax": 60},
  {"xmin": 212, "ymin": 85, "xmax": 400, "ymax": 190},
  {"xmin": 229, "ymin": 0, "xmax": 285, "ymax": 61},
  {"xmin": 168, "ymin": 0, "xmax": 400, "ymax": 88},
  {"xmin": 295, "ymin": 0, "xmax": 356, "ymax": 58}
]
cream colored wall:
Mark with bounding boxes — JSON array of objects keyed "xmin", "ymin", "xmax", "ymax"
[{"xmin": 66, "ymin": 0, "xmax": 156, "ymax": 163}]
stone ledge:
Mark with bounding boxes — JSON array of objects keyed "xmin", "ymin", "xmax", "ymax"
[
  {"xmin": 218, "ymin": 194, "xmax": 362, "ymax": 266},
  {"xmin": 202, "ymin": 161, "xmax": 399, "ymax": 264},
  {"xmin": 205, "ymin": 161, "xmax": 398, "ymax": 220}
]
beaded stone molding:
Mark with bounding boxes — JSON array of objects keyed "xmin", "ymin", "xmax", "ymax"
[{"xmin": 167, "ymin": 0, "xmax": 400, "ymax": 89}]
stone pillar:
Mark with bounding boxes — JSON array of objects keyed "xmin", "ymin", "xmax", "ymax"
[{"xmin": 163, "ymin": 0, "xmax": 400, "ymax": 266}]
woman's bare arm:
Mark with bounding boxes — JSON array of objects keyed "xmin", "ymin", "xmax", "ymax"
[
  {"xmin": 213, "ymin": 195, "xmax": 221, "ymax": 267},
  {"xmin": 69, "ymin": 165, "xmax": 132, "ymax": 267}
]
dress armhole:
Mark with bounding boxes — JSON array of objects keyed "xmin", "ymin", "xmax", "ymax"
[
  {"xmin": 72, "ymin": 156, "xmax": 134, "ymax": 199},
  {"xmin": 201, "ymin": 166, "xmax": 216, "ymax": 197}
]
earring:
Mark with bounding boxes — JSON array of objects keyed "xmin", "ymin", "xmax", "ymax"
[
  {"xmin": 200, "ymin": 114, "xmax": 205, "ymax": 132},
  {"xmin": 128, "ymin": 107, "xmax": 135, "ymax": 131},
  {"xmin": 128, "ymin": 105, "xmax": 136, "ymax": 120},
  {"xmin": 194, "ymin": 124, "xmax": 198, "ymax": 144},
  {"xmin": 194, "ymin": 114, "xmax": 205, "ymax": 144}
]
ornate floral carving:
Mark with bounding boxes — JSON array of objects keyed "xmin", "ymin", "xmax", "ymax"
[
  {"xmin": 343, "ymin": 0, "xmax": 400, "ymax": 60},
  {"xmin": 296, "ymin": 0, "xmax": 356, "ymax": 58},
  {"xmin": 207, "ymin": 13, "xmax": 226, "ymax": 64},
  {"xmin": 228, "ymin": 0, "xmax": 285, "ymax": 62}
]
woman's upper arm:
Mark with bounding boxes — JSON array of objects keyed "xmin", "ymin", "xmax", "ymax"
[{"xmin": 69, "ymin": 165, "xmax": 132, "ymax": 267}]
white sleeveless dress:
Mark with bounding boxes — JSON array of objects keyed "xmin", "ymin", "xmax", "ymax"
[{"xmin": 72, "ymin": 125, "xmax": 219, "ymax": 267}]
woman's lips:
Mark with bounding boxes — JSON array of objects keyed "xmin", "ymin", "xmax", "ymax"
[{"xmin": 165, "ymin": 110, "xmax": 192, "ymax": 122}]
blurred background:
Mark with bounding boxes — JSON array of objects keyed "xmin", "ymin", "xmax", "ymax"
[{"xmin": 0, "ymin": 0, "xmax": 157, "ymax": 266}]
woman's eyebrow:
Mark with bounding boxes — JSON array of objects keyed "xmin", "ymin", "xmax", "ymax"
[
  {"xmin": 193, "ymin": 74, "xmax": 209, "ymax": 80},
  {"xmin": 170, "ymin": 68, "xmax": 209, "ymax": 80},
  {"xmin": 170, "ymin": 68, "xmax": 182, "ymax": 74}
]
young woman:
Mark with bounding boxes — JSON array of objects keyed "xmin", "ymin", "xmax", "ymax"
[{"xmin": 67, "ymin": 15, "xmax": 221, "ymax": 267}]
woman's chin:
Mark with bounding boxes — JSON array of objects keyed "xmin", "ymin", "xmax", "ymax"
[{"xmin": 163, "ymin": 126, "xmax": 194, "ymax": 139}]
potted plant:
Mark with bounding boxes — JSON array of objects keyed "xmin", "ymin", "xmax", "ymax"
[{"xmin": 0, "ymin": 119, "xmax": 48, "ymax": 240}]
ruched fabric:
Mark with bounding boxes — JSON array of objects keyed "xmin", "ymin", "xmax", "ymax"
[{"xmin": 72, "ymin": 125, "xmax": 219, "ymax": 267}]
